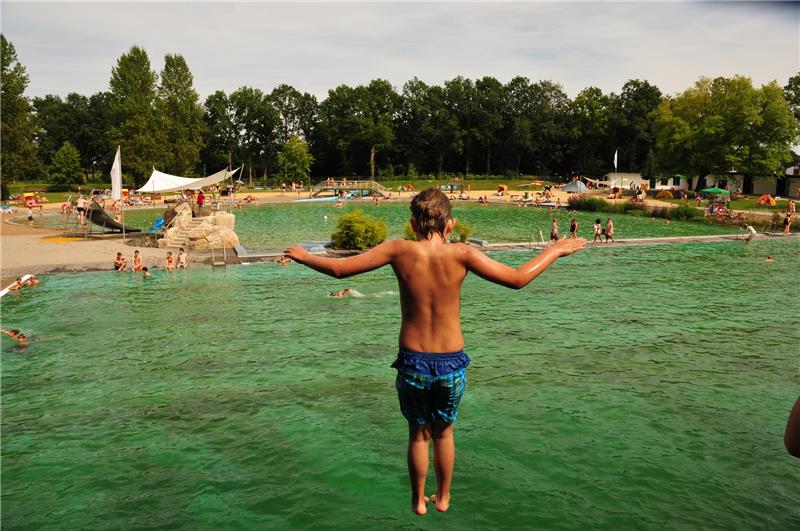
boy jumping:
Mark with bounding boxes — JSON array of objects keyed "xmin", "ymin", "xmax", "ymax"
[{"xmin": 284, "ymin": 188, "xmax": 584, "ymax": 515}]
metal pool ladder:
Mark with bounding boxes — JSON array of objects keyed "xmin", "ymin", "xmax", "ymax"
[{"xmin": 211, "ymin": 246, "xmax": 227, "ymax": 267}]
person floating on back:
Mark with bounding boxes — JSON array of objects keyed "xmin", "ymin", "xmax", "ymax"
[{"xmin": 284, "ymin": 188, "xmax": 585, "ymax": 516}]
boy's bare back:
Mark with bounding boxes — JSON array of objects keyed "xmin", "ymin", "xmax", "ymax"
[
  {"xmin": 390, "ymin": 238, "xmax": 469, "ymax": 352},
  {"xmin": 285, "ymin": 233, "xmax": 583, "ymax": 353}
]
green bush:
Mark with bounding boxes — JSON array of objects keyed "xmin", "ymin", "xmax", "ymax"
[
  {"xmin": 567, "ymin": 195, "xmax": 608, "ymax": 211},
  {"xmin": 670, "ymin": 204, "xmax": 699, "ymax": 220},
  {"xmin": 621, "ymin": 202, "xmax": 646, "ymax": 214},
  {"xmin": 451, "ymin": 220, "xmax": 473, "ymax": 243},
  {"xmin": 331, "ymin": 209, "xmax": 388, "ymax": 250},
  {"xmin": 48, "ymin": 141, "xmax": 85, "ymax": 192},
  {"xmin": 0, "ymin": 180, "xmax": 9, "ymax": 201}
]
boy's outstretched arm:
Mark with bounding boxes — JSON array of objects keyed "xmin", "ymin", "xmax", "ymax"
[
  {"xmin": 465, "ymin": 238, "xmax": 585, "ymax": 289},
  {"xmin": 284, "ymin": 240, "xmax": 398, "ymax": 279}
]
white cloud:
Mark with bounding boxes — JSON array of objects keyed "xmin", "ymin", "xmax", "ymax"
[{"xmin": 1, "ymin": 2, "xmax": 797, "ymax": 101}]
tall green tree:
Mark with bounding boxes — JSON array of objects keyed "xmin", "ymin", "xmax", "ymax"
[
  {"xmin": 640, "ymin": 147, "xmax": 659, "ymax": 186},
  {"xmin": 570, "ymin": 86, "xmax": 613, "ymax": 176},
  {"xmin": 277, "ymin": 135, "xmax": 314, "ymax": 183},
  {"xmin": 33, "ymin": 93, "xmax": 95, "ymax": 172},
  {"xmin": 33, "ymin": 94, "xmax": 73, "ymax": 166},
  {"xmin": 108, "ymin": 45, "xmax": 163, "ymax": 185},
  {"xmin": 157, "ymin": 54, "xmax": 205, "ymax": 176},
  {"xmin": 316, "ymin": 84, "xmax": 355, "ymax": 175},
  {"xmin": 528, "ymin": 80, "xmax": 572, "ymax": 176},
  {"xmin": 396, "ymin": 78, "xmax": 462, "ymax": 177},
  {"xmin": 474, "ymin": 77, "xmax": 504, "ymax": 174},
  {"xmin": 784, "ymin": 72, "xmax": 800, "ymax": 123},
  {"xmin": 500, "ymin": 77, "xmax": 536, "ymax": 174},
  {"xmin": 202, "ymin": 90, "xmax": 237, "ymax": 171},
  {"xmin": 317, "ymin": 80, "xmax": 399, "ymax": 178},
  {"xmin": 270, "ymin": 84, "xmax": 318, "ymax": 144},
  {"xmin": 444, "ymin": 76, "xmax": 478, "ymax": 174},
  {"xmin": 48, "ymin": 141, "xmax": 84, "ymax": 190},
  {"xmin": 653, "ymin": 76, "xmax": 798, "ymax": 190},
  {"xmin": 610, "ymin": 79, "xmax": 663, "ymax": 172},
  {"xmin": 229, "ymin": 87, "xmax": 280, "ymax": 181},
  {"xmin": 86, "ymin": 92, "xmax": 114, "ymax": 179},
  {"xmin": 354, "ymin": 79, "xmax": 398, "ymax": 179},
  {"xmin": 1, "ymin": 35, "xmax": 39, "ymax": 181}
]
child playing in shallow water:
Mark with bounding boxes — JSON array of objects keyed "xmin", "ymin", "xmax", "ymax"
[{"xmin": 285, "ymin": 188, "xmax": 585, "ymax": 516}]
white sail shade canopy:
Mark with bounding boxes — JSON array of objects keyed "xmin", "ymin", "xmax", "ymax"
[{"xmin": 136, "ymin": 167, "xmax": 239, "ymax": 193}]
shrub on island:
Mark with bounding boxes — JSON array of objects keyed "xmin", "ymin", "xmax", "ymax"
[
  {"xmin": 451, "ymin": 220, "xmax": 473, "ymax": 243},
  {"xmin": 331, "ymin": 209, "xmax": 387, "ymax": 250}
]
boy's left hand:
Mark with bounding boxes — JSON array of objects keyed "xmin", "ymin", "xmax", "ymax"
[
  {"xmin": 283, "ymin": 245, "xmax": 308, "ymax": 264},
  {"xmin": 550, "ymin": 238, "xmax": 586, "ymax": 257}
]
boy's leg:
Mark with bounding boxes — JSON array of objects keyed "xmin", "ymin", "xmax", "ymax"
[
  {"xmin": 407, "ymin": 422, "xmax": 432, "ymax": 515},
  {"xmin": 431, "ymin": 420, "xmax": 455, "ymax": 512}
]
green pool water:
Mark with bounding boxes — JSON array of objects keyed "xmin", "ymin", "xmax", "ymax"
[
  {"xmin": 20, "ymin": 201, "xmax": 739, "ymax": 250},
  {"xmin": 2, "ymin": 234, "xmax": 798, "ymax": 529},
  {"xmin": 232, "ymin": 201, "xmax": 739, "ymax": 249}
]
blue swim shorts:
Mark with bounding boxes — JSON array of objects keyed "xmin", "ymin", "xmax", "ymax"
[{"xmin": 391, "ymin": 349, "xmax": 470, "ymax": 425}]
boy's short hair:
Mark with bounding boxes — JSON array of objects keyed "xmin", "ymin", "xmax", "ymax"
[{"xmin": 410, "ymin": 188, "xmax": 452, "ymax": 239}]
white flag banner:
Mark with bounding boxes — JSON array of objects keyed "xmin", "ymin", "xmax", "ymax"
[
  {"xmin": 613, "ymin": 149, "xmax": 618, "ymax": 171},
  {"xmin": 110, "ymin": 146, "xmax": 122, "ymax": 200}
]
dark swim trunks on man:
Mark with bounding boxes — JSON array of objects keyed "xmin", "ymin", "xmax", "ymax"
[{"xmin": 391, "ymin": 349, "xmax": 470, "ymax": 425}]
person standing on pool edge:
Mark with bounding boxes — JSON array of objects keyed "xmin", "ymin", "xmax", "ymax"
[{"xmin": 284, "ymin": 188, "xmax": 585, "ymax": 516}]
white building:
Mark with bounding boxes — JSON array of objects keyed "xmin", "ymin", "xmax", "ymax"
[
  {"xmin": 600, "ymin": 172, "xmax": 786, "ymax": 195},
  {"xmin": 601, "ymin": 172, "xmax": 688, "ymax": 190}
]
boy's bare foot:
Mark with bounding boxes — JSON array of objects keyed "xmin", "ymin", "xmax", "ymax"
[
  {"xmin": 413, "ymin": 496, "xmax": 429, "ymax": 515},
  {"xmin": 429, "ymin": 494, "xmax": 450, "ymax": 512}
]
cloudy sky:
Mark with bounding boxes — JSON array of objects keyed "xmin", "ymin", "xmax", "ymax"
[{"xmin": 2, "ymin": 1, "xmax": 798, "ymax": 101}]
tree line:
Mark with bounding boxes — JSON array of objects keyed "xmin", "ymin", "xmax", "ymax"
[{"xmin": 2, "ymin": 36, "xmax": 798, "ymax": 192}]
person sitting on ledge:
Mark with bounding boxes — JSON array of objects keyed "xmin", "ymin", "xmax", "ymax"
[{"xmin": 114, "ymin": 252, "xmax": 127, "ymax": 271}]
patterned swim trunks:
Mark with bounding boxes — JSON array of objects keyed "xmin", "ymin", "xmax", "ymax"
[{"xmin": 391, "ymin": 349, "xmax": 470, "ymax": 425}]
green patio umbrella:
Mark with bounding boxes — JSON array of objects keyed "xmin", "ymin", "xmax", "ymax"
[{"xmin": 701, "ymin": 186, "xmax": 731, "ymax": 195}]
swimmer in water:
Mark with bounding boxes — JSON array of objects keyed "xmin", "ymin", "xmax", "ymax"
[
  {"xmin": 329, "ymin": 288, "xmax": 354, "ymax": 298},
  {"xmin": 277, "ymin": 255, "xmax": 291, "ymax": 265},
  {"xmin": 1, "ymin": 329, "xmax": 28, "ymax": 347},
  {"xmin": 766, "ymin": 255, "xmax": 774, "ymax": 262}
]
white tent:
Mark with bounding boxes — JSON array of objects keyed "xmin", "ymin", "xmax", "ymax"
[{"xmin": 136, "ymin": 167, "xmax": 240, "ymax": 194}]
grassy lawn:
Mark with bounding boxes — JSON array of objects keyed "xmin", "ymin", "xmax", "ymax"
[{"xmin": 660, "ymin": 196, "xmax": 790, "ymax": 212}]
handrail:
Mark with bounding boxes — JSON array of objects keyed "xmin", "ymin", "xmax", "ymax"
[{"xmin": 310, "ymin": 180, "xmax": 389, "ymax": 194}]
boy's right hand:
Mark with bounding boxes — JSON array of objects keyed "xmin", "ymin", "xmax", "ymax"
[
  {"xmin": 283, "ymin": 245, "xmax": 309, "ymax": 264},
  {"xmin": 550, "ymin": 238, "xmax": 586, "ymax": 257}
]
